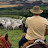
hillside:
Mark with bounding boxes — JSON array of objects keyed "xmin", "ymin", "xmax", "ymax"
[
  {"xmin": 0, "ymin": 4, "xmax": 23, "ymax": 8},
  {"xmin": 0, "ymin": 1, "xmax": 9, "ymax": 4},
  {"xmin": 0, "ymin": 6, "xmax": 48, "ymax": 18}
]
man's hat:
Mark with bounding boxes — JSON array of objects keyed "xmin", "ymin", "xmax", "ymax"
[{"xmin": 30, "ymin": 6, "xmax": 43, "ymax": 14}]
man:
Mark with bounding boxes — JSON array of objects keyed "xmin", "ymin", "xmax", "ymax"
[{"xmin": 19, "ymin": 6, "xmax": 48, "ymax": 48}]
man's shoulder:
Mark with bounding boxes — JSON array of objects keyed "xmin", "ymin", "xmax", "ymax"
[
  {"xmin": 26, "ymin": 17, "xmax": 31, "ymax": 20},
  {"xmin": 40, "ymin": 16, "xmax": 47, "ymax": 21}
]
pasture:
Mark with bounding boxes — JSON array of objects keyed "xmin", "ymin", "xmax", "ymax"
[
  {"xmin": 0, "ymin": 29, "xmax": 48, "ymax": 48},
  {"xmin": 0, "ymin": 15, "xmax": 48, "ymax": 48},
  {"xmin": 0, "ymin": 29, "xmax": 22, "ymax": 48}
]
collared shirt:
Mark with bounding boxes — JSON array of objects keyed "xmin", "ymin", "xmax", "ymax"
[{"xmin": 25, "ymin": 16, "xmax": 48, "ymax": 40}]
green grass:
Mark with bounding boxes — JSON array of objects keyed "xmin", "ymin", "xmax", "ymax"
[
  {"xmin": 0, "ymin": 15, "xmax": 20, "ymax": 19},
  {"xmin": 0, "ymin": 15, "xmax": 48, "ymax": 48},
  {"xmin": 0, "ymin": 29, "xmax": 48, "ymax": 48},
  {"xmin": 0, "ymin": 29, "xmax": 22, "ymax": 48},
  {"xmin": 45, "ymin": 36, "xmax": 48, "ymax": 42}
]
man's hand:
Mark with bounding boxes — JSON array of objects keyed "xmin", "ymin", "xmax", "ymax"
[{"xmin": 21, "ymin": 33, "xmax": 26, "ymax": 39}]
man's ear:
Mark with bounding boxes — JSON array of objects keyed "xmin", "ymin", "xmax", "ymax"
[{"xmin": 5, "ymin": 34, "xmax": 8, "ymax": 41}]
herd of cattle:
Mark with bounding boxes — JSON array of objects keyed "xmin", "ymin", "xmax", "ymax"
[
  {"xmin": 0, "ymin": 17, "xmax": 25, "ymax": 30},
  {"xmin": 0, "ymin": 17, "xmax": 48, "ymax": 30}
]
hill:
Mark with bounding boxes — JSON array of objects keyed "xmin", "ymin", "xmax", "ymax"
[
  {"xmin": 0, "ymin": 1, "xmax": 9, "ymax": 4},
  {"xmin": 0, "ymin": 6, "xmax": 48, "ymax": 18},
  {"xmin": 0, "ymin": 4, "xmax": 23, "ymax": 8}
]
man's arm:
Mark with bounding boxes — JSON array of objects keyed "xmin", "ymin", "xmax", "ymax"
[
  {"xmin": 45, "ymin": 29, "xmax": 48, "ymax": 36},
  {"xmin": 45, "ymin": 25, "xmax": 48, "ymax": 36},
  {"xmin": 25, "ymin": 18, "xmax": 29, "ymax": 28}
]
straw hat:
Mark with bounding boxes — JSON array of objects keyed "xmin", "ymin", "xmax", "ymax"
[{"xmin": 30, "ymin": 6, "xmax": 43, "ymax": 14}]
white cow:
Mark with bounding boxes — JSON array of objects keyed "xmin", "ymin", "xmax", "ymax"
[
  {"xmin": 11, "ymin": 21, "xmax": 21, "ymax": 30},
  {"xmin": 11, "ymin": 17, "xmax": 25, "ymax": 30},
  {"xmin": 5, "ymin": 20, "xmax": 12, "ymax": 30},
  {"xmin": 1, "ymin": 19, "xmax": 12, "ymax": 30},
  {"xmin": 17, "ymin": 17, "xmax": 25, "ymax": 24}
]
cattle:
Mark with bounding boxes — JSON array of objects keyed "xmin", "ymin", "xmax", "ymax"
[{"xmin": 0, "ymin": 17, "xmax": 26, "ymax": 30}]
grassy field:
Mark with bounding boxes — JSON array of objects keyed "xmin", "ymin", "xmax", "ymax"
[
  {"xmin": 0, "ymin": 15, "xmax": 20, "ymax": 19},
  {"xmin": 0, "ymin": 15, "xmax": 48, "ymax": 48},
  {"xmin": 0, "ymin": 29, "xmax": 22, "ymax": 48},
  {"xmin": 0, "ymin": 29, "xmax": 48, "ymax": 48}
]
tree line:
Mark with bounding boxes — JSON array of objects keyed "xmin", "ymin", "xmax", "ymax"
[{"xmin": 0, "ymin": 6, "xmax": 48, "ymax": 18}]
